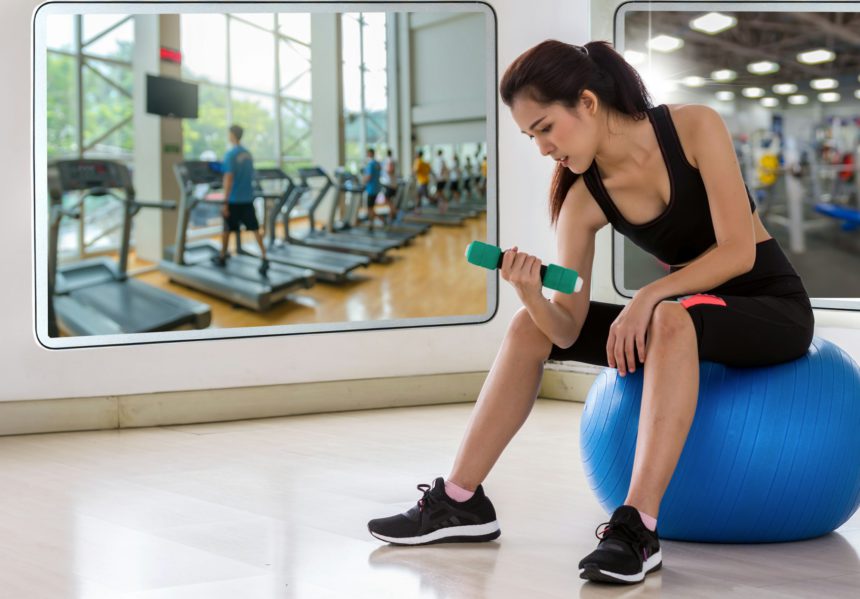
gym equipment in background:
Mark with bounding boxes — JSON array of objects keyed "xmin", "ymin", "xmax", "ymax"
[
  {"xmin": 159, "ymin": 161, "xmax": 315, "ymax": 311},
  {"xmin": 581, "ymin": 336, "xmax": 860, "ymax": 542},
  {"xmin": 399, "ymin": 178, "xmax": 468, "ymax": 227},
  {"xmin": 465, "ymin": 241, "xmax": 583, "ymax": 294},
  {"xmin": 244, "ymin": 168, "xmax": 371, "ymax": 283},
  {"xmin": 47, "ymin": 159, "xmax": 211, "ymax": 336},
  {"xmin": 332, "ymin": 168, "xmax": 424, "ymax": 242},
  {"xmin": 292, "ymin": 167, "xmax": 401, "ymax": 262}
]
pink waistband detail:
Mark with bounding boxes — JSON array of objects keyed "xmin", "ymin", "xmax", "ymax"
[{"xmin": 679, "ymin": 294, "xmax": 727, "ymax": 309}]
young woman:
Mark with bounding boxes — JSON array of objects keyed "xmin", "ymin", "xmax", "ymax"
[{"xmin": 368, "ymin": 40, "xmax": 814, "ymax": 585}]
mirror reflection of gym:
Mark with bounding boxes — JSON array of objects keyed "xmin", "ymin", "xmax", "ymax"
[
  {"xmin": 617, "ymin": 5, "xmax": 860, "ymax": 305},
  {"xmin": 42, "ymin": 6, "xmax": 493, "ymax": 339}
]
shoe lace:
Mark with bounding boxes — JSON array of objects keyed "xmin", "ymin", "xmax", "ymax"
[
  {"xmin": 594, "ymin": 520, "xmax": 649, "ymax": 549},
  {"xmin": 416, "ymin": 483, "xmax": 440, "ymax": 513}
]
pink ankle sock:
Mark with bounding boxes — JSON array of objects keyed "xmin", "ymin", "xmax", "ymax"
[
  {"xmin": 638, "ymin": 510, "xmax": 658, "ymax": 532},
  {"xmin": 444, "ymin": 480, "xmax": 475, "ymax": 502}
]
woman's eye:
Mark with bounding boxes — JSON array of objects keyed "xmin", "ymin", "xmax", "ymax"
[{"xmin": 541, "ymin": 126, "xmax": 552, "ymax": 134}]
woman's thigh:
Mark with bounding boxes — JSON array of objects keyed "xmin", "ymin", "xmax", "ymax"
[
  {"xmin": 547, "ymin": 301, "xmax": 625, "ymax": 367},
  {"xmin": 679, "ymin": 293, "xmax": 814, "ymax": 367},
  {"xmin": 546, "ymin": 296, "xmax": 814, "ymax": 369}
]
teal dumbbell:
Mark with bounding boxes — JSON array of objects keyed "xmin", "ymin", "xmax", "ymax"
[{"xmin": 465, "ymin": 240, "xmax": 584, "ymax": 294}]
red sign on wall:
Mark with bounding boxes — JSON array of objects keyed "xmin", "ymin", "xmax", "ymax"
[{"xmin": 160, "ymin": 47, "xmax": 182, "ymax": 64}]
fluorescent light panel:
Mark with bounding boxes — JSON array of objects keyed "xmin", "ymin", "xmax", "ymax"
[
  {"xmin": 773, "ymin": 83, "xmax": 798, "ymax": 95},
  {"xmin": 711, "ymin": 69, "xmax": 737, "ymax": 82},
  {"xmin": 811, "ymin": 78, "xmax": 838, "ymax": 90},
  {"xmin": 747, "ymin": 61, "xmax": 780, "ymax": 75},
  {"xmin": 797, "ymin": 49, "xmax": 836, "ymax": 65},
  {"xmin": 690, "ymin": 12, "xmax": 737, "ymax": 35},
  {"xmin": 647, "ymin": 35, "xmax": 684, "ymax": 53}
]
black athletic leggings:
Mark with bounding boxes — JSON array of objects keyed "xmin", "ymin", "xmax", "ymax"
[{"xmin": 548, "ymin": 239, "xmax": 815, "ymax": 368}]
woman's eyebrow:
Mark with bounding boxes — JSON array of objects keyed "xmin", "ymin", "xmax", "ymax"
[{"xmin": 521, "ymin": 116, "xmax": 547, "ymax": 134}]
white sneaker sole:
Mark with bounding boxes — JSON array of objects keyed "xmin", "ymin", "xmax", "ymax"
[
  {"xmin": 370, "ymin": 521, "xmax": 500, "ymax": 545},
  {"xmin": 579, "ymin": 549, "xmax": 662, "ymax": 584}
]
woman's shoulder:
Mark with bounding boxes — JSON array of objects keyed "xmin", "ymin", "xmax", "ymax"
[
  {"xmin": 559, "ymin": 176, "xmax": 609, "ymax": 233},
  {"xmin": 664, "ymin": 104, "xmax": 725, "ymax": 168},
  {"xmin": 665, "ymin": 103, "xmax": 724, "ymax": 133}
]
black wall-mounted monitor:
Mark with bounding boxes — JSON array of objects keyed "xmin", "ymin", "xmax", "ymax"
[{"xmin": 146, "ymin": 74, "xmax": 198, "ymax": 119}]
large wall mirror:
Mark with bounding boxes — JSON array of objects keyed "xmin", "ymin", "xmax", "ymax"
[
  {"xmin": 615, "ymin": 2, "xmax": 860, "ymax": 311},
  {"xmin": 34, "ymin": 2, "xmax": 497, "ymax": 348}
]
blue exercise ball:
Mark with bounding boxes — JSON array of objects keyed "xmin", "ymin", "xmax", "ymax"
[{"xmin": 580, "ymin": 337, "xmax": 860, "ymax": 542}]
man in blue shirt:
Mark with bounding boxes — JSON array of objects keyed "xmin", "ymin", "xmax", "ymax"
[
  {"xmin": 363, "ymin": 148, "xmax": 388, "ymax": 231},
  {"xmin": 214, "ymin": 124, "xmax": 268, "ymax": 275}
]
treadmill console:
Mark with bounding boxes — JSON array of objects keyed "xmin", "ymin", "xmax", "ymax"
[
  {"xmin": 178, "ymin": 160, "xmax": 224, "ymax": 185},
  {"xmin": 50, "ymin": 160, "xmax": 133, "ymax": 193},
  {"xmin": 298, "ymin": 166, "xmax": 329, "ymax": 185},
  {"xmin": 255, "ymin": 168, "xmax": 290, "ymax": 181}
]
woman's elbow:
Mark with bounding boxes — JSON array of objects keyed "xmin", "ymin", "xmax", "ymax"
[{"xmin": 553, "ymin": 328, "xmax": 581, "ymax": 350}]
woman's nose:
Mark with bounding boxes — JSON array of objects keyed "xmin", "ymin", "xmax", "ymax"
[{"xmin": 538, "ymin": 139, "xmax": 555, "ymax": 157}]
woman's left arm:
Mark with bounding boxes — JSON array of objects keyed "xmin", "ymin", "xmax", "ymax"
[{"xmin": 639, "ymin": 105, "xmax": 757, "ymax": 306}]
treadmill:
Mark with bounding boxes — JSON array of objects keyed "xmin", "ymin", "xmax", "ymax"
[
  {"xmin": 47, "ymin": 159, "xmax": 212, "ymax": 336},
  {"xmin": 286, "ymin": 167, "xmax": 400, "ymax": 262},
  {"xmin": 459, "ymin": 172, "xmax": 488, "ymax": 213},
  {"xmin": 332, "ymin": 168, "xmax": 427, "ymax": 241},
  {"xmin": 159, "ymin": 161, "xmax": 315, "ymax": 311},
  {"xmin": 399, "ymin": 178, "xmax": 467, "ymax": 226},
  {"xmin": 240, "ymin": 168, "xmax": 371, "ymax": 283}
]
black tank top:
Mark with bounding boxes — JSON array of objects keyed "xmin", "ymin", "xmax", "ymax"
[{"xmin": 582, "ymin": 104, "xmax": 757, "ymax": 266}]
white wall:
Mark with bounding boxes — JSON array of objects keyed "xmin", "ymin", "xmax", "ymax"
[
  {"xmin": 410, "ymin": 12, "xmax": 487, "ymax": 145},
  {"xmin": 3, "ymin": 0, "xmax": 589, "ymax": 402}
]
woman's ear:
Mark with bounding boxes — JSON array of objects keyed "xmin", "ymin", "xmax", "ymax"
[{"xmin": 579, "ymin": 90, "xmax": 598, "ymax": 116}]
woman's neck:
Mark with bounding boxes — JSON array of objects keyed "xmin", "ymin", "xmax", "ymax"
[{"xmin": 593, "ymin": 110, "xmax": 654, "ymax": 176}]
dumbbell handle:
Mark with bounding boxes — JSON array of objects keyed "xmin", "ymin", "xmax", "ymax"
[{"xmin": 466, "ymin": 241, "xmax": 584, "ymax": 294}]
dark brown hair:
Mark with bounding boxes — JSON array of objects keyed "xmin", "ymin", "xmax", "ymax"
[{"xmin": 500, "ymin": 40, "xmax": 653, "ymax": 225}]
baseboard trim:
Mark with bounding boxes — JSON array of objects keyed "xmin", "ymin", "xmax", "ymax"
[{"xmin": 0, "ymin": 370, "xmax": 597, "ymax": 437}]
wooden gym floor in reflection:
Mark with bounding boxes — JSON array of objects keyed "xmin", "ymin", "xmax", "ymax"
[{"xmin": 129, "ymin": 216, "xmax": 489, "ymax": 330}]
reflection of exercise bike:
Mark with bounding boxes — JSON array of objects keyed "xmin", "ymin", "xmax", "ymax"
[{"xmin": 47, "ymin": 159, "xmax": 212, "ymax": 336}]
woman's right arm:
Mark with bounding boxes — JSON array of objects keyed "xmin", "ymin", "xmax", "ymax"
[{"xmin": 503, "ymin": 178, "xmax": 607, "ymax": 348}]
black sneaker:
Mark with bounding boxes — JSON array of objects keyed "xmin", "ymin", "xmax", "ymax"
[
  {"xmin": 211, "ymin": 254, "xmax": 228, "ymax": 267},
  {"xmin": 258, "ymin": 259, "xmax": 270, "ymax": 276},
  {"xmin": 368, "ymin": 477, "xmax": 501, "ymax": 546},
  {"xmin": 578, "ymin": 505, "xmax": 662, "ymax": 584}
]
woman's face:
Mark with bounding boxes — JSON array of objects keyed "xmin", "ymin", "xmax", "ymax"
[{"xmin": 510, "ymin": 94, "xmax": 598, "ymax": 174}]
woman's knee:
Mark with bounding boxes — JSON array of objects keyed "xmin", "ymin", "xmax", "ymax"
[
  {"xmin": 508, "ymin": 307, "xmax": 552, "ymax": 354},
  {"xmin": 649, "ymin": 301, "xmax": 695, "ymax": 342}
]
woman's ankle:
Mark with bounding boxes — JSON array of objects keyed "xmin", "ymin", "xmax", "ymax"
[{"xmin": 444, "ymin": 479, "xmax": 476, "ymax": 502}]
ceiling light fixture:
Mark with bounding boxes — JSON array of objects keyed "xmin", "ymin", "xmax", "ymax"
[{"xmin": 690, "ymin": 12, "xmax": 737, "ymax": 35}]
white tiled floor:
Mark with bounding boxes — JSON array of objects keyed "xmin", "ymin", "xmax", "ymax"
[{"xmin": 0, "ymin": 400, "xmax": 857, "ymax": 598}]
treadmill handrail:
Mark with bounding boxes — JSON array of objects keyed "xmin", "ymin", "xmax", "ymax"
[
  {"xmin": 296, "ymin": 166, "xmax": 333, "ymax": 232},
  {"xmin": 274, "ymin": 180, "xmax": 311, "ymax": 246},
  {"xmin": 173, "ymin": 160, "xmax": 225, "ymax": 265},
  {"xmin": 134, "ymin": 199, "xmax": 177, "ymax": 210}
]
